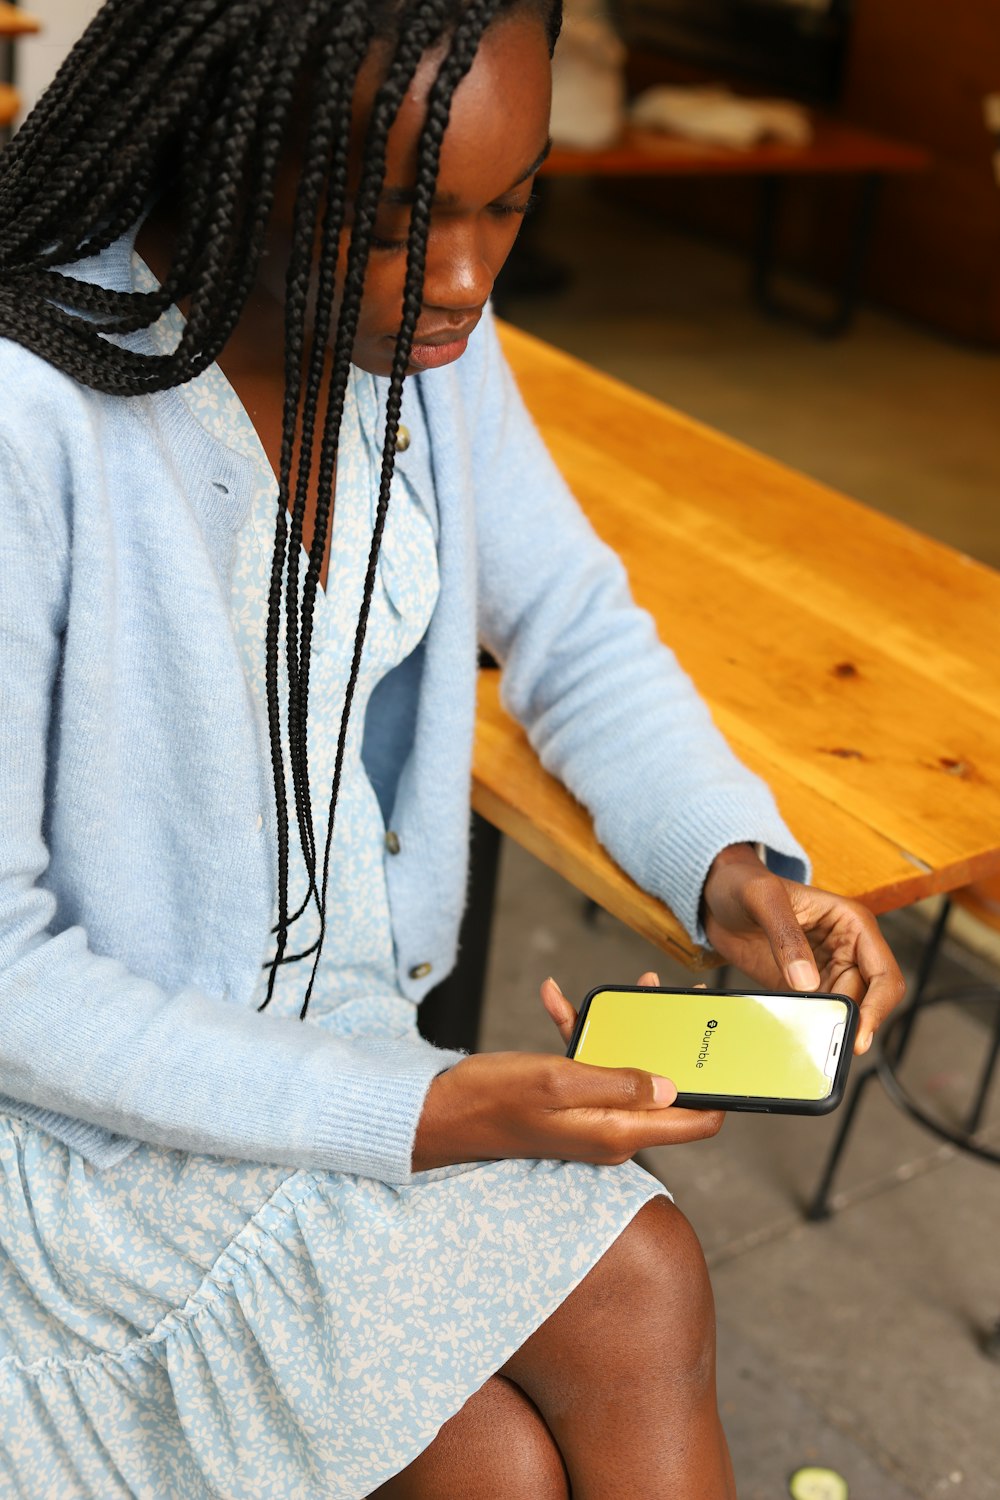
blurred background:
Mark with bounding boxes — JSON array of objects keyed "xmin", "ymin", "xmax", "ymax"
[
  {"xmin": 3, "ymin": 3, "xmax": 1000, "ymax": 1497},
  {"xmin": 7, "ymin": 0, "xmax": 999, "ymax": 557}
]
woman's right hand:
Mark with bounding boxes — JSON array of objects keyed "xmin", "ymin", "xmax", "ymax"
[{"xmin": 411, "ymin": 972, "xmax": 724, "ymax": 1172}]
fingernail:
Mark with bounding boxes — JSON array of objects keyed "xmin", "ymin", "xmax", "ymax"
[
  {"xmin": 652, "ymin": 1076, "xmax": 677, "ymax": 1105},
  {"xmin": 788, "ymin": 960, "xmax": 818, "ymax": 990},
  {"xmin": 546, "ymin": 977, "xmax": 564, "ymax": 998},
  {"xmin": 858, "ymin": 1032, "xmax": 872, "ymax": 1054}
]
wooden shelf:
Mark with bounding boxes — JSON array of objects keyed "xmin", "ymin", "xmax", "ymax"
[
  {"xmin": 0, "ymin": 4, "xmax": 41, "ymax": 37},
  {"xmin": 543, "ymin": 116, "xmax": 930, "ymax": 180}
]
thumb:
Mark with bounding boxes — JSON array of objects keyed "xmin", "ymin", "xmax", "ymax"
[
  {"xmin": 540, "ymin": 976, "xmax": 578, "ymax": 1047},
  {"xmin": 742, "ymin": 878, "xmax": 820, "ymax": 991},
  {"xmin": 560, "ymin": 1055, "xmax": 678, "ymax": 1110}
]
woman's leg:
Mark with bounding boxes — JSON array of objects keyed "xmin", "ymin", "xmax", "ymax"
[
  {"xmin": 369, "ymin": 1193, "xmax": 733, "ymax": 1500},
  {"xmin": 367, "ymin": 1374, "xmax": 570, "ymax": 1500},
  {"xmin": 501, "ymin": 1194, "xmax": 737, "ymax": 1500}
]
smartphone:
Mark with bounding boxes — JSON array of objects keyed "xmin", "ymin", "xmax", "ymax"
[{"xmin": 566, "ymin": 986, "xmax": 860, "ymax": 1114}]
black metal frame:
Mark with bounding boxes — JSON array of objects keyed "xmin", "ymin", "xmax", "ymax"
[
  {"xmin": 805, "ymin": 896, "xmax": 1000, "ymax": 1361},
  {"xmin": 752, "ymin": 171, "xmax": 883, "ymax": 338},
  {"xmin": 809, "ymin": 898, "xmax": 952, "ymax": 1219},
  {"xmin": 874, "ymin": 987, "xmax": 1000, "ymax": 1164}
]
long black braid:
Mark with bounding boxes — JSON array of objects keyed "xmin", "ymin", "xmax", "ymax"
[{"xmin": 0, "ymin": 0, "xmax": 563, "ymax": 1019}]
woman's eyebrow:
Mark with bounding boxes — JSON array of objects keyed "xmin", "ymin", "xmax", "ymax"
[{"xmin": 379, "ymin": 137, "xmax": 553, "ymax": 208}]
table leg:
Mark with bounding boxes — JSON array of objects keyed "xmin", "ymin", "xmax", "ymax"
[
  {"xmin": 827, "ymin": 173, "xmax": 882, "ymax": 338},
  {"xmin": 751, "ymin": 174, "xmax": 782, "ymax": 317},
  {"xmin": 416, "ymin": 810, "xmax": 503, "ymax": 1055},
  {"xmin": 752, "ymin": 171, "xmax": 883, "ymax": 338}
]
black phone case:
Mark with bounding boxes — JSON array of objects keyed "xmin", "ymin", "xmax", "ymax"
[{"xmin": 565, "ymin": 985, "xmax": 861, "ymax": 1116}]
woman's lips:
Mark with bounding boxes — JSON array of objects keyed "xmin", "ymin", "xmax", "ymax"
[{"xmin": 407, "ymin": 336, "xmax": 470, "ymax": 370}]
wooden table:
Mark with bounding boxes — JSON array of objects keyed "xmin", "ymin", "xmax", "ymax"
[
  {"xmin": 419, "ymin": 321, "xmax": 1000, "ymax": 1050},
  {"xmin": 537, "ymin": 116, "xmax": 931, "ymax": 336},
  {"xmin": 472, "ymin": 323, "xmax": 1000, "ymax": 959}
]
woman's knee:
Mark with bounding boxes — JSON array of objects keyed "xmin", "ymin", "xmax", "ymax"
[
  {"xmin": 611, "ymin": 1195, "xmax": 717, "ymax": 1386},
  {"xmin": 504, "ymin": 1194, "xmax": 717, "ymax": 1401},
  {"xmin": 367, "ymin": 1374, "xmax": 569, "ymax": 1500}
]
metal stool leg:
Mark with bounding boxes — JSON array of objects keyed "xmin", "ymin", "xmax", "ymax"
[
  {"xmin": 806, "ymin": 1065, "xmax": 885, "ymax": 1219},
  {"xmin": 965, "ymin": 992, "xmax": 1000, "ymax": 1136},
  {"xmin": 806, "ymin": 898, "xmax": 952, "ymax": 1219},
  {"xmin": 984, "ymin": 1316, "xmax": 1000, "ymax": 1363}
]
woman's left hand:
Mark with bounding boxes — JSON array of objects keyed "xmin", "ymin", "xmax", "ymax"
[{"xmin": 701, "ymin": 842, "xmax": 906, "ymax": 1056}]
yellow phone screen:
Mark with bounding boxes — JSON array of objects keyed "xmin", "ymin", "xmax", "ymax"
[{"xmin": 572, "ymin": 990, "xmax": 849, "ymax": 1101}]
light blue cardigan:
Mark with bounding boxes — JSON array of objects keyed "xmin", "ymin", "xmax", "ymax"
[{"xmin": 0, "ymin": 228, "xmax": 808, "ymax": 1182}]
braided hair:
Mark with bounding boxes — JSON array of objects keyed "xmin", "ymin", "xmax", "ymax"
[{"xmin": 0, "ymin": 0, "xmax": 562, "ymax": 1016}]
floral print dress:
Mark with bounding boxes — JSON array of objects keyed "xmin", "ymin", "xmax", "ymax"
[{"xmin": 0, "ymin": 266, "xmax": 669, "ymax": 1500}]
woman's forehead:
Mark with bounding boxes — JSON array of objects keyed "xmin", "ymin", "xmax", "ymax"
[{"xmin": 348, "ymin": 12, "xmax": 552, "ymax": 206}]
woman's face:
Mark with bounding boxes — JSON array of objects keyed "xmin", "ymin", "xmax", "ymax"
[{"xmin": 338, "ymin": 10, "xmax": 553, "ymax": 376}]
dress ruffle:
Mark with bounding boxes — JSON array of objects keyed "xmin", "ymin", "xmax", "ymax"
[{"xmin": 0, "ymin": 1123, "xmax": 668, "ymax": 1499}]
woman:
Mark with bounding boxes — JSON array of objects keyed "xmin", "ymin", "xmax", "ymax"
[{"xmin": 0, "ymin": 1, "xmax": 904, "ymax": 1495}]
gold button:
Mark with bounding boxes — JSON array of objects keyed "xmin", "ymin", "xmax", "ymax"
[
  {"xmin": 396, "ymin": 424, "xmax": 411, "ymax": 453},
  {"xmin": 409, "ymin": 962, "xmax": 432, "ymax": 980},
  {"xmin": 384, "ymin": 830, "xmax": 401, "ymax": 855}
]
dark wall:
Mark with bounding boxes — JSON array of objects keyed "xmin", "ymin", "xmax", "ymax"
[{"xmin": 615, "ymin": 0, "xmax": 853, "ymax": 105}]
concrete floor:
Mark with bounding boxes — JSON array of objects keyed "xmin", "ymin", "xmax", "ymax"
[{"xmin": 479, "ymin": 188, "xmax": 1000, "ymax": 1499}]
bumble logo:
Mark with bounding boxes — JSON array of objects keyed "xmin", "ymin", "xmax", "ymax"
[{"xmin": 695, "ymin": 1018, "xmax": 718, "ymax": 1069}]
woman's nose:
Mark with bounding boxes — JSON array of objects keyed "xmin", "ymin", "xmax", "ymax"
[{"xmin": 421, "ymin": 223, "xmax": 494, "ymax": 313}]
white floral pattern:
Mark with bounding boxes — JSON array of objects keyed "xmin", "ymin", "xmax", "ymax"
[{"xmin": 0, "ymin": 266, "xmax": 670, "ymax": 1499}]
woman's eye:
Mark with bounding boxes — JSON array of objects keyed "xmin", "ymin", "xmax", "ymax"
[
  {"xmin": 370, "ymin": 212, "xmax": 411, "ymax": 253},
  {"xmin": 369, "ymin": 191, "xmax": 540, "ymax": 251},
  {"xmin": 491, "ymin": 192, "xmax": 539, "ymax": 221}
]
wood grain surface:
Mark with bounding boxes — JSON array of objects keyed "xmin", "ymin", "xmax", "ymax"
[{"xmin": 474, "ymin": 322, "xmax": 1000, "ymax": 963}]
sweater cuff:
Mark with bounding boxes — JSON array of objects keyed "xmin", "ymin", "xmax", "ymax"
[
  {"xmin": 643, "ymin": 790, "xmax": 811, "ymax": 949},
  {"xmin": 312, "ymin": 1038, "xmax": 466, "ymax": 1184}
]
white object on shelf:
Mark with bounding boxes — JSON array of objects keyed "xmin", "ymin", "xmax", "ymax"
[
  {"xmin": 549, "ymin": 0, "xmax": 626, "ymax": 150},
  {"xmin": 629, "ymin": 84, "xmax": 814, "ymax": 150}
]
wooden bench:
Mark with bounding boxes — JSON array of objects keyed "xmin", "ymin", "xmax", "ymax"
[{"xmin": 538, "ymin": 114, "xmax": 931, "ymax": 335}]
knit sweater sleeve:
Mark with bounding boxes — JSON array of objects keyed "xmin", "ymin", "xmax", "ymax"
[
  {"xmin": 469, "ymin": 307, "xmax": 810, "ymax": 943},
  {"xmin": 0, "ymin": 430, "xmax": 463, "ymax": 1181}
]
